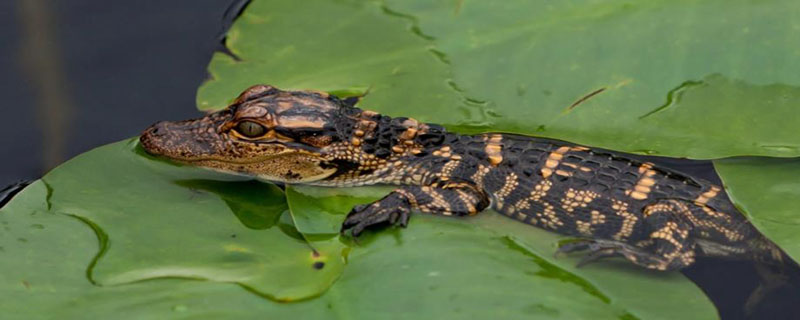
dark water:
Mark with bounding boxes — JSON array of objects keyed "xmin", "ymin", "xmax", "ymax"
[
  {"xmin": 634, "ymin": 156, "xmax": 800, "ymax": 320},
  {"xmin": 1, "ymin": 1, "xmax": 797, "ymax": 319},
  {"xmin": 0, "ymin": 0, "xmax": 231, "ymax": 184}
]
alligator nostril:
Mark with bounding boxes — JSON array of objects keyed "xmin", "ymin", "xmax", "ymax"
[{"xmin": 146, "ymin": 122, "xmax": 170, "ymax": 137}]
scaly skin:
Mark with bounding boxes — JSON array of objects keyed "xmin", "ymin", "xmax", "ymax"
[{"xmin": 140, "ymin": 84, "xmax": 785, "ymax": 271}]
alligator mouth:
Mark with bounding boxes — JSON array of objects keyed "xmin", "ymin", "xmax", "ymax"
[
  {"xmin": 140, "ymin": 130, "xmax": 337, "ymax": 183},
  {"xmin": 140, "ymin": 125, "xmax": 325, "ymax": 163},
  {"xmin": 139, "ymin": 115, "xmax": 333, "ymax": 174},
  {"xmin": 173, "ymin": 147, "xmax": 324, "ymax": 165}
]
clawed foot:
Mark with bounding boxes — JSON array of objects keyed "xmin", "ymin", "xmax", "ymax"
[
  {"xmin": 340, "ymin": 201, "xmax": 411, "ymax": 237},
  {"xmin": 556, "ymin": 239, "xmax": 642, "ymax": 268}
]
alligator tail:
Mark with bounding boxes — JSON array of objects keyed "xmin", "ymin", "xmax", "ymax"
[{"xmin": 744, "ymin": 236, "xmax": 800, "ymax": 316}]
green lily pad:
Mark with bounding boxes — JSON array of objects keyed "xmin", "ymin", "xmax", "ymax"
[
  {"xmin": 382, "ymin": 0, "xmax": 800, "ymax": 158},
  {"xmin": 199, "ymin": 0, "xmax": 800, "ymax": 158},
  {"xmin": 714, "ymin": 158, "xmax": 800, "ymax": 262},
  {"xmin": 0, "ymin": 165, "xmax": 715, "ymax": 319},
  {"xmin": 0, "ymin": 183, "xmax": 306, "ymax": 319},
  {"xmin": 1, "ymin": 180, "xmax": 711, "ymax": 319},
  {"xmin": 40, "ymin": 139, "xmax": 346, "ymax": 301},
  {"xmin": 173, "ymin": 179, "xmax": 286, "ymax": 230},
  {"xmin": 198, "ymin": 0, "xmax": 465, "ymax": 130},
  {"xmin": 6, "ymin": 0, "xmax": 800, "ymax": 317},
  {"xmin": 0, "ymin": 181, "xmax": 103, "ymax": 317},
  {"xmin": 285, "ymin": 185, "xmax": 717, "ymax": 319},
  {"xmin": 286, "ymin": 185, "xmax": 393, "ymax": 235}
]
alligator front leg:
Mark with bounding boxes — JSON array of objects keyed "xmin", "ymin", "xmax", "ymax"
[{"xmin": 341, "ymin": 182, "xmax": 490, "ymax": 236}]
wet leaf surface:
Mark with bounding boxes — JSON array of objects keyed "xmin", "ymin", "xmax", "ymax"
[
  {"xmin": 199, "ymin": 0, "xmax": 800, "ymax": 158},
  {"xmin": 195, "ymin": 0, "xmax": 800, "ymax": 315},
  {"xmin": 198, "ymin": 0, "xmax": 465, "ymax": 131},
  {"xmin": 0, "ymin": 181, "xmax": 102, "ymax": 317},
  {"xmin": 39, "ymin": 139, "xmax": 346, "ymax": 301},
  {"xmin": 0, "ymin": 145, "xmax": 715, "ymax": 319},
  {"xmin": 381, "ymin": 0, "xmax": 800, "ymax": 158},
  {"xmin": 174, "ymin": 179, "xmax": 286, "ymax": 230},
  {"xmin": 0, "ymin": 181, "xmax": 303, "ymax": 318},
  {"xmin": 285, "ymin": 185, "xmax": 394, "ymax": 235},
  {"xmin": 714, "ymin": 158, "xmax": 800, "ymax": 262},
  {"xmin": 285, "ymin": 185, "xmax": 717, "ymax": 319}
]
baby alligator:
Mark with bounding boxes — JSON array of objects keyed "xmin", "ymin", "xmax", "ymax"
[{"xmin": 140, "ymin": 85, "xmax": 785, "ymax": 271}]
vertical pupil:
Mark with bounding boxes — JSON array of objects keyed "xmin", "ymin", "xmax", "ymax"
[
  {"xmin": 245, "ymin": 123, "xmax": 256, "ymax": 135},
  {"xmin": 239, "ymin": 121, "xmax": 264, "ymax": 137}
]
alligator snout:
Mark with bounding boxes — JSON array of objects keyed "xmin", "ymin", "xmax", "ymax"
[
  {"xmin": 139, "ymin": 121, "xmax": 174, "ymax": 155},
  {"xmin": 139, "ymin": 121, "xmax": 172, "ymax": 156},
  {"xmin": 144, "ymin": 121, "xmax": 168, "ymax": 137},
  {"xmin": 139, "ymin": 117, "xmax": 225, "ymax": 160}
]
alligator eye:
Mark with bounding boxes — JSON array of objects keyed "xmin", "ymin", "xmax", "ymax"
[{"xmin": 236, "ymin": 121, "xmax": 266, "ymax": 138}]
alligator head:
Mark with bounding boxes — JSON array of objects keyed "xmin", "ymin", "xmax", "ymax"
[{"xmin": 140, "ymin": 85, "xmax": 356, "ymax": 183}]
